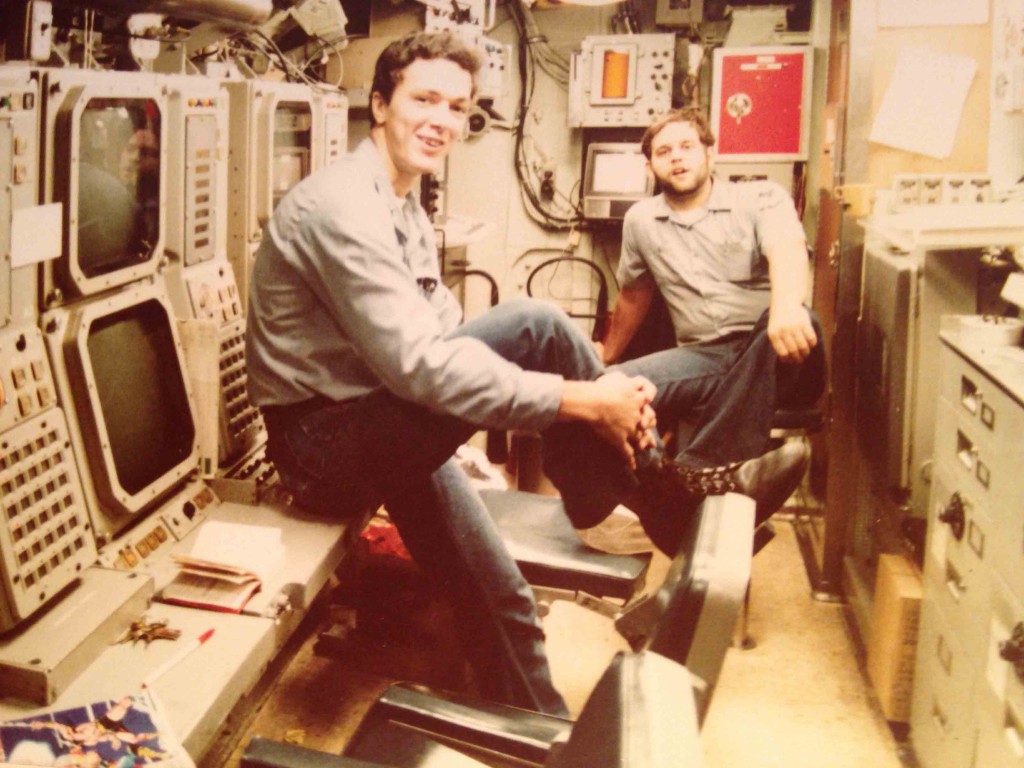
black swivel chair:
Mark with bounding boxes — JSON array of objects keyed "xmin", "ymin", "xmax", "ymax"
[
  {"xmin": 479, "ymin": 488, "xmax": 652, "ymax": 618},
  {"xmin": 242, "ymin": 492, "xmax": 754, "ymax": 768}
]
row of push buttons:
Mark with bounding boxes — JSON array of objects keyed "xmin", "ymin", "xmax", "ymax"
[
  {"xmin": 196, "ymin": 280, "xmax": 242, "ymax": 321},
  {"xmin": 2, "ymin": 359, "xmax": 56, "ymax": 419},
  {"xmin": 113, "ymin": 523, "xmax": 171, "ymax": 569},
  {"xmin": 1, "ymin": 422, "xmax": 89, "ymax": 591}
]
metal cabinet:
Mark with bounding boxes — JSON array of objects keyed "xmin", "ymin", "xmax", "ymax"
[{"xmin": 912, "ymin": 322, "xmax": 1024, "ymax": 768}]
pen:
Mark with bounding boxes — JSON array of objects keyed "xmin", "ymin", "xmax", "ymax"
[{"xmin": 141, "ymin": 628, "xmax": 215, "ymax": 689}]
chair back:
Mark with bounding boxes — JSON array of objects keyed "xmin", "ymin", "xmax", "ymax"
[{"xmin": 616, "ymin": 492, "xmax": 755, "ymax": 720}]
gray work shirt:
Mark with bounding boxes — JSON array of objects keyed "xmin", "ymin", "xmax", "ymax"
[
  {"xmin": 245, "ymin": 138, "xmax": 563, "ymax": 432},
  {"xmin": 618, "ymin": 177, "xmax": 806, "ymax": 344}
]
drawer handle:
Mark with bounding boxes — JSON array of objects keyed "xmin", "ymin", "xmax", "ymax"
[
  {"xmin": 960, "ymin": 376, "xmax": 979, "ymax": 415},
  {"xmin": 967, "ymin": 519, "xmax": 985, "ymax": 559},
  {"xmin": 1007, "ymin": 704, "xmax": 1024, "ymax": 758},
  {"xmin": 999, "ymin": 622, "xmax": 1024, "ymax": 683},
  {"xmin": 938, "ymin": 492, "xmax": 965, "ymax": 541},
  {"xmin": 944, "ymin": 577, "xmax": 965, "ymax": 601},
  {"xmin": 931, "ymin": 700, "xmax": 951, "ymax": 735},
  {"xmin": 956, "ymin": 431, "xmax": 976, "ymax": 471},
  {"xmin": 945, "ymin": 560, "xmax": 965, "ymax": 601},
  {"xmin": 937, "ymin": 633, "xmax": 953, "ymax": 674}
]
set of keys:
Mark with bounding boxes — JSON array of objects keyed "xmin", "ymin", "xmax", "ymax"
[{"xmin": 117, "ymin": 617, "xmax": 182, "ymax": 646}]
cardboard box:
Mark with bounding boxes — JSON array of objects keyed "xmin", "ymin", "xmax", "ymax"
[{"xmin": 867, "ymin": 553, "xmax": 923, "ymax": 722}]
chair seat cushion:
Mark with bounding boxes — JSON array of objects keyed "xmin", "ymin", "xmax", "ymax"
[{"xmin": 478, "ymin": 489, "xmax": 651, "ymax": 601}]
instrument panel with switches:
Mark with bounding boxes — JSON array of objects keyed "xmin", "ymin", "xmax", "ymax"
[{"xmin": 0, "ymin": 323, "xmax": 96, "ymax": 632}]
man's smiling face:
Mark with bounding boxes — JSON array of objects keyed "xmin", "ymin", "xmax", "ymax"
[{"xmin": 371, "ymin": 57, "xmax": 473, "ymax": 194}]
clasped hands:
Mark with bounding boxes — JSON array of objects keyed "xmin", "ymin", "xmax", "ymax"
[{"xmin": 591, "ymin": 370, "xmax": 658, "ymax": 469}]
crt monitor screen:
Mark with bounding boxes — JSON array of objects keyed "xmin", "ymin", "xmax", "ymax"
[
  {"xmin": 77, "ymin": 97, "xmax": 162, "ymax": 278},
  {"xmin": 587, "ymin": 146, "xmax": 650, "ymax": 196},
  {"xmin": 86, "ymin": 298, "xmax": 195, "ymax": 496}
]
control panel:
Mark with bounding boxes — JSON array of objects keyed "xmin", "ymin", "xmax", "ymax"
[
  {"xmin": 0, "ymin": 324, "xmax": 96, "ymax": 632},
  {"xmin": 185, "ymin": 261, "xmax": 244, "ymax": 323},
  {"xmin": 320, "ymin": 91, "xmax": 349, "ymax": 167},
  {"xmin": 219, "ymin": 317, "xmax": 263, "ymax": 465},
  {"xmin": 182, "ymin": 110, "xmax": 220, "ymax": 267},
  {"xmin": 569, "ymin": 34, "xmax": 676, "ymax": 128},
  {"xmin": 0, "ymin": 324, "xmax": 58, "ymax": 434},
  {"xmin": 96, "ymin": 478, "xmax": 214, "ymax": 571},
  {"xmin": 0, "ymin": 70, "xmax": 42, "ymax": 328}
]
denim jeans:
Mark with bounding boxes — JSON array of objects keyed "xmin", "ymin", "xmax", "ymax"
[
  {"xmin": 614, "ymin": 308, "xmax": 827, "ymax": 468},
  {"xmin": 262, "ymin": 299, "xmax": 641, "ymax": 717}
]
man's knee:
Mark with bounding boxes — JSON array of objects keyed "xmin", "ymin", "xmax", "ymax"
[
  {"xmin": 500, "ymin": 299, "xmax": 591, "ymax": 353},
  {"xmin": 504, "ymin": 297, "xmax": 574, "ymax": 330}
]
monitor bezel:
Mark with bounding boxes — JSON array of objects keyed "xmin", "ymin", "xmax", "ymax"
[
  {"xmin": 50, "ymin": 73, "xmax": 168, "ymax": 299},
  {"xmin": 42, "ymin": 279, "xmax": 199, "ymax": 539},
  {"xmin": 584, "ymin": 142, "xmax": 653, "ymax": 199},
  {"xmin": 588, "ymin": 41, "xmax": 639, "ymax": 107},
  {"xmin": 161, "ymin": 74, "xmax": 232, "ymax": 270},
  {"xmin": 582, "ymin": 141, "xmax": 654, "ymax": 220},
  {"xmin": 255, "ymin": 85, "xmax": 318, "ymax": 229}
]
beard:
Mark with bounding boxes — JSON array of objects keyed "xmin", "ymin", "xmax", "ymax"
[{"xmin": 658, "ymin": 164, "xmax": 710, "ymax": 204}]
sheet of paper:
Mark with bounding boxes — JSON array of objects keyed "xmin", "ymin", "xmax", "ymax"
[
  {"xmin": 878, "ymin": 0, "xmax": 988, "ymax": 27},
  {"xmin": 186, "ymin": 520, "xmax": 284, "ymax": 582},
  {"xmin": 11, "ymin": 203, "xmax": 62, "ymax": 268},
  {"xmin": 868, "ymin": 47, "xmax": 977, "ymax": 159}
]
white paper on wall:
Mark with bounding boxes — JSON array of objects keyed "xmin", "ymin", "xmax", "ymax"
[{"xmin": 869, "ymin": 47, "xmax": 977, "ymax": 159}]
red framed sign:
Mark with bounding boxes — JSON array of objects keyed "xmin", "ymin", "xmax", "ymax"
[{"xmin": 710, "ymin": 46, "xmax": 813, "ymax": 162}]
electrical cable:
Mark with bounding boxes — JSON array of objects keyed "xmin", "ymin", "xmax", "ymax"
[
  {"xmin": 526, "ymin": 256, "xmax": 609, "ymax": 341},
  {"xmin": 446, "ymin": 268, "xmax": 500, "ymax": 308},
  {"xmin": 507, "ymin": 1, "xmax": 581, "ymax": 231},
  {"xmin": 299, "ymin": 34, "xmax": 351, "ymax": 87}
]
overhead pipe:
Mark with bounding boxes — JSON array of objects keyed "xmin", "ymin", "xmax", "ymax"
[{"xmin": 56, "ymin": 0, "xmax": 274, "ymax": 26}]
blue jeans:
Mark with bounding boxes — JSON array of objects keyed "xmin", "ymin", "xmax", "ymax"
[
  {"xmin": 614, "ymin": 308, "xmax": 827, "ymax": 468},
  {"xmin": 262, "ymin": 299, "xmax": 641, "ymax": 717}
]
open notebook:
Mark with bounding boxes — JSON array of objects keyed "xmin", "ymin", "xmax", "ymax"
[{"xmin": 161, "ymin": 521, "xmax": 284, "ymax": 614}]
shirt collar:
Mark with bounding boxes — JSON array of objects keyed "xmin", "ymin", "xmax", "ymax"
[
  {"xmin": 705, "ymin": 175, "xmax": 734, "ymax": 211},
  {"xmin": 355, "ymin": 138, "xmax": 424, "ymax": 242},
  {"xmin": 355, "ymin": 137, "xmax": 420, "ymax": 213}
]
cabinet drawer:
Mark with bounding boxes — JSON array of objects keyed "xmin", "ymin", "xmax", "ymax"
[
  {"xmin": 911, "ymin": 597, "xmax": 979, "ymax": 768},
  {"xmin": 975, "ymin": 688, "xmax": 1024, "ymax": 768},
  {"xmin": 939, "ymin": 346, "xmax": 1024, "ymax": 455},
  {"xmin": 983, "ymin": 577, "xmax": 1024, "ymax": 716},
  {"xmin": 926, "ymin": 466, "xmax": 993, "ymax": 665},
  {"xmin": 989, "ymin": 497, "xmax": 1024, "ymax": 606},
  {"xmin": 933, "ymin": 399, "xmax": 1018, "ymax": 521},
  {"xmin": 974, "ymin": 577, "xmax": 1024, "ymax": 767}
]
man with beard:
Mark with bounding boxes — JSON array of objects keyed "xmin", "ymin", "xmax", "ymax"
[{"xmin": 598, "ymin": 107, "xmax": 827, "ymax": 537}]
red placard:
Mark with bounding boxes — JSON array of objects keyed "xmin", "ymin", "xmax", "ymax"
[{"xmin": 712, "ymin": 48, "xmax": 810, "ymax": 160}]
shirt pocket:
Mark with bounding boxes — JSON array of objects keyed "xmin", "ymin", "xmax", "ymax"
[{"xmin": 711, "ymin": 238, "xmax": 756, "ymax": 282}]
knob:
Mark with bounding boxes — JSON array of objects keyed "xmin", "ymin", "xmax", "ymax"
[
  {"xmin": 938, "ymin": 492, "xmax": 965, "ymax": 541},
  {"xmin": 999, "ymin": 622, "xmax": 1024, "ymax": 682}
]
